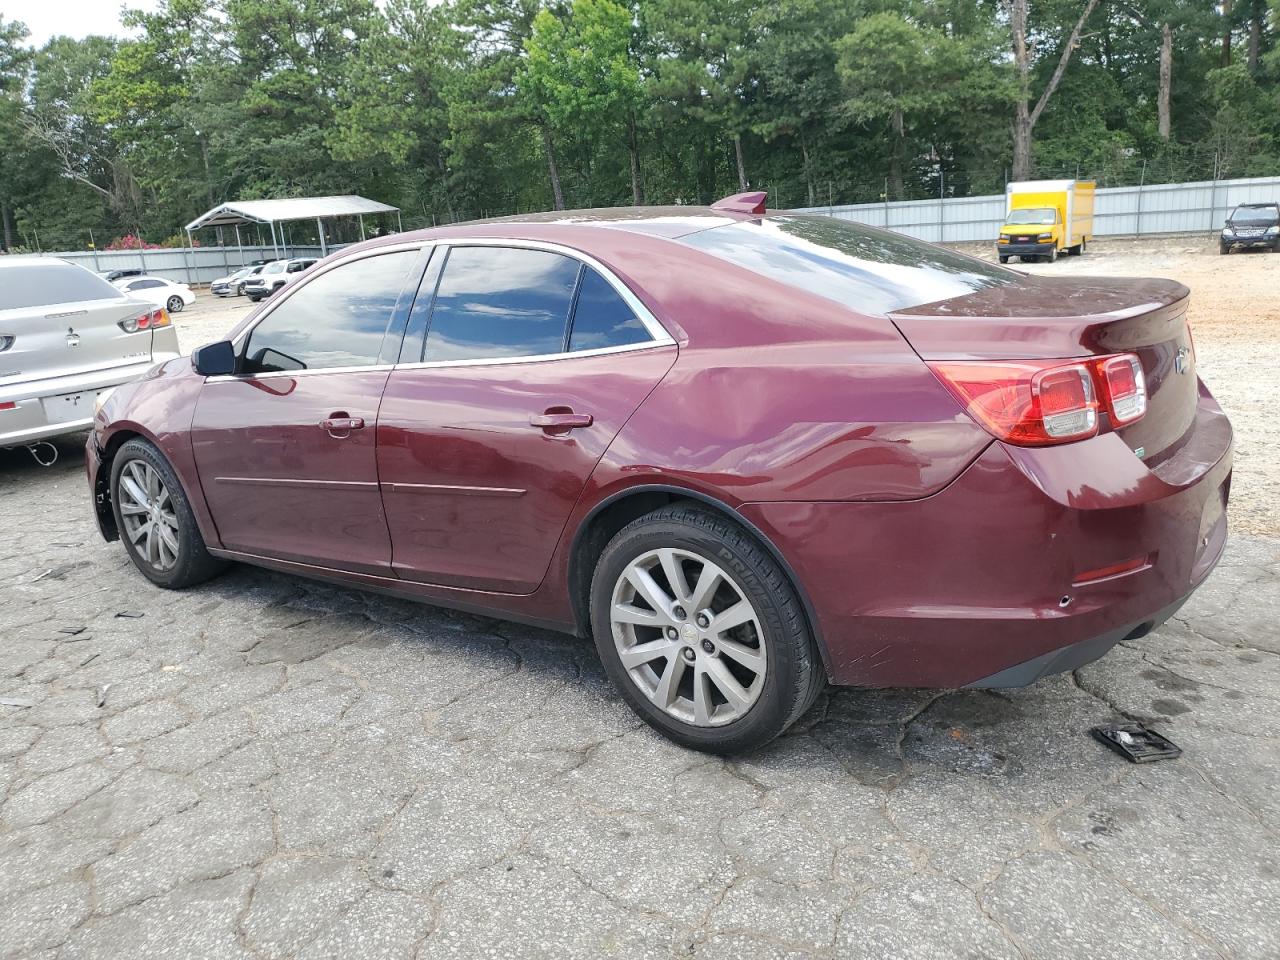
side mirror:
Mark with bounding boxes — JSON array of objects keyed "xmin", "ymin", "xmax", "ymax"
[{"xmin": 192, "ymin": 340, "xmax": 237, "ymax": 377}]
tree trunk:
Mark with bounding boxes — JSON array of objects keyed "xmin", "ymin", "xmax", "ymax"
[
  {"xmin": 1008, "ymin": 0, "xmax": 1099, "ymax": 181},
  {"xmin": 1158, "ymin": 23, "xmax": 1173, "ymax": 141},
  {"xmin": 627, "ymin": 115, "xmax": 643, "ymax": 205},
  {"xmin": 540, "ymin": 124, "xmax": 565, "ymax": 211},
  {"xmin": 1009, "ymin": 0, "xmax": 1033, "ymax": 180},
  {"xmin": 800, "ymin": 134, "xmax": 815, "ymax": 207},
  {"xmin": 1247, "ymin": 1, "xmax": 1261, "ymax": 71},
  {"xmin": 1, "ymin": 200, "xmax": 12, "ymax": 251},
  {"xmin": 733, "ymin": 133, "xmax": 748, "ymax": 191},
  {"xmin": 889, "ymin": 108, "xmax": 905, "ymax": 199},
  {"xmin": 1221, "ymin": 0, "xmax": 1232, "ymax": 66},
  {"xmin": 436, "ymin": 154, "xmax": 456, "ymax": 223}
]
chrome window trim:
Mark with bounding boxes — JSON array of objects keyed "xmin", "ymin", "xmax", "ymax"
[
  {"xmin": 228, "ymin": 237, "xmax": 676, "ymax": 369},
  {"xmin": 394, "ymin": 339, "xmax": 674, "ymax": 371}
]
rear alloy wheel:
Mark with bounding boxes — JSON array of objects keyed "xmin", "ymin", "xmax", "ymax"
[
  {"xmin": 591, "ymin": 505, "xmax": 824, "ymax": 753},
  {"xmin": 111, "ymin": 438, "xmax": 228, "ymax": 589},
  {"xmin": 166, "ymin": 295, "xmax": 184, "ymax": 313}
]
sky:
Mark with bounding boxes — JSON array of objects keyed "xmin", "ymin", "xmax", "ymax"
[{"xmin": 0, "ymin": 0, "xmax": 159, "ymax": 48}]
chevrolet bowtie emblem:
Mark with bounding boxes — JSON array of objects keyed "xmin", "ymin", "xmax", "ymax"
[{"xmin": 1174, "ymin": 345, "xmax": 1191, "ymax": 374}]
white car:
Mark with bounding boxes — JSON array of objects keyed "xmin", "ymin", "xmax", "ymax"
[
  {"xmin": 1, "ymin": 257, "xmax": 180, "ymax": 452},
  {"xmin": 112, "ymin": 275, "xmax": 196, "ymax": 313}
]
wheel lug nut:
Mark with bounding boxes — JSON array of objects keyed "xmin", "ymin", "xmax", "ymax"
[
  {"xmin": 665, "ymin": 627, "xmax": 679, "ymax": 640},
  {"xmin": 696, "ymin": 613, "xmax": 710, "ymax": 628},
  {"xmin": 672, "ymin": 605, "xmax": 687, "ymax": 620},
  {"xmin": 701, "ymin": 639, "xmax": 715, "ymax": 654},
  {"xmin": 682, "ymin": 647, "xmax": 696, "ymax": 662}
]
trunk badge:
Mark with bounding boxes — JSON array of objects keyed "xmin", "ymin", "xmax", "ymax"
[
  {"xmin": 66, "ymin": 328, "xmax": 80, "ymax": 348},
  {"xmin": 1174, "ymin": 346, "xmax": 1190, "ymax": 374}
]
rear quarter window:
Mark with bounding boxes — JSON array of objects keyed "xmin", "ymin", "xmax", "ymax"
[
  {"xmin": 678, "ymin": 215, "xmax": 1017, "ymax": 315},
  {"xmin": 0, "ymin": 262, "xmax": 125, "ymax": 311}
]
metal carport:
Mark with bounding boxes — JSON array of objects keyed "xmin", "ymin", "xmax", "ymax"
[{"xmin": 183, "ymin": 195, "xmax": 402, "ymax": 260}]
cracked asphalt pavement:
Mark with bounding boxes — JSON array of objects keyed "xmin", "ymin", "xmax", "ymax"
[{"xmin": 3, "ymin": 248, "xmax": 1280, "ymax": 959}]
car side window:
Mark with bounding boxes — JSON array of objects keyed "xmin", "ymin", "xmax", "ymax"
[
  {"xmin": 131, "ymin": 279, "xmax": 165, "ymax": 290},
  {"xmin": 568, "ymin": 268, "xmax": 651, "ymax": 352},
  {"xmin": 242, "ymin": 250, "xmax": 417, "ymax": 374},
  {"xmin": 422, "ymin": 247, "xmax": 580, "ymax": 362}
]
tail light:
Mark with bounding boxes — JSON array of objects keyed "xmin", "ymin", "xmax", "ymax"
[
  {"xmin": 118, "ymin": 308, "xmax": 171, "ymax": 334},
  {"xmin": 1100, "ymin": 355, "xmax": 1146, "ymax": 425},
  {"xmin": 930, "ymin": 353, "xmax": 1148, "ymax": 447}
]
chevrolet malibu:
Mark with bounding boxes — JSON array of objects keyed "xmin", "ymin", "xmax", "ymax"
[{"xmin": 87, "ymin": 193, "xmax": 1232, "ymax": 753}]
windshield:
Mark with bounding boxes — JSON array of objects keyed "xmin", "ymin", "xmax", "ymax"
[
  {"xmin": 1006, "ymin": 208, "xmax": 1057, "ymax": 226},
  {"xmin": 1228, "ymin": 206, "xmax": 1279, "ymax": 226},
  {"xmin": 263, "ymin": 261, "xmax": 287, "ymax": 275},
  {"xmin": 229, "ymin": 268, "xmax": 250, "ymax": 280},
  {"xmin": 677, "ymin": 215, "xmax": 1017, "ymax": 315}
]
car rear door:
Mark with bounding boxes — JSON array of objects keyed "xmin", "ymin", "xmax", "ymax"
[
  {"xmin": 190, "ymin": 246, "xmax": 425, "ymax": 574},
  {"xmin": 377, "ymin": 242, "xmax": 677, "ymax": 594}
]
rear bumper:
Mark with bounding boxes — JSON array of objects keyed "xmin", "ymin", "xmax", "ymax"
[
  {"xmin": 964, "ymin": 595, "xmax": 1188, "ymax": 687},
  {"xmin": 0, "ymin": 351, "xmax": 179, "ymax": 446},
  {"xmin": 739, "ymin": 384, "xmax": 1232, "ymax": 688}
]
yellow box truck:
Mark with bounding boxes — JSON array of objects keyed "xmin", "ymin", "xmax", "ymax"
[{"xmin": 996, "ymin": 179, "xmax": 1095, "ymax": 263}]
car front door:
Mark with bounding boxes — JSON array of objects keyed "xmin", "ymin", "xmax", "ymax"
[
  {"xmin": 377, "ymin": 243, "xmax": 677, "ymax": 594},
  {"xmin": 191, "ymin": 247, "xmax": 424, "ymax": 574}
]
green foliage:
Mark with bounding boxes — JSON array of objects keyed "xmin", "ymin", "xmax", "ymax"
[{"xmin": 3, "ymin": 0, "xmax": 1279, "ymax": 247}]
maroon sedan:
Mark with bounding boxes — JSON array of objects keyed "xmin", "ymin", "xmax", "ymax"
[{"xmin": 87, "ymin": 193, "xmax": 1231, "ymax": 753}]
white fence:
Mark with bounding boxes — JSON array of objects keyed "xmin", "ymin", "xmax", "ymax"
[
  {"xmin": 12, "ymin": 244, "xmax": 335, "ymax": 286},
  {"xmin": 797, "ymin": 174, "xmax": 1280, "ymax": 243}
]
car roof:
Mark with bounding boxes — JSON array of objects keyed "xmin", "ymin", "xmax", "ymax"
[{"xmin": 469, "ymin": 205, "xmax": 745, "ymax": 238}]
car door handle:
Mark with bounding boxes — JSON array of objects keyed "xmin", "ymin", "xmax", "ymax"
[
  {"xmin": 530, "ymin": 411, "xmax": 593, "ymax": 431},
  {"xmin": 320, "ymin": 415, "xmax": 365, "ymax": 436}
]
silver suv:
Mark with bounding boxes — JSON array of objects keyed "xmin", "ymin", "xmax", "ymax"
[
  {"xmin": 0, "ymin": 257, "xmax": 181, "ymax": 455},
  {"xmin": 242, "ymin": 257, "xmax": 318, "ymax": 302}
]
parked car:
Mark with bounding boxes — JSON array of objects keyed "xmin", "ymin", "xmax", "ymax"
[
  {"xmin": 87, "ymin": 194, "xmax": 1232, "ymax": 753},
  {"xmin": 1, "ymin": 257, "xmax": 179, "ymax": 454},
  {"xmin": 242, "ymin": 257, "xmax": 318, "ymax": 301},
  {"xmin": 1219, "ymin": 202, "xmax": 1280, "ymax": 254},
  {"xmin": 97, "ymin": 267, "xmax": 144, "ymax": 283},
  {"xmin": 210, "ymin": 265, "xmax": 264, "ymax": 297},
  {"xmin": 113, "ymin": 275, "xmax": 196, "ymax": 313}
]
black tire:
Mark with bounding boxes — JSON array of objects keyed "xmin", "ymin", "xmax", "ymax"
[
  {"xmin": 166, "ymin": 295, "xmax": 184, "ymax": 313},
  {"xmin": 998, "ymin": 255, "xmax": 1009, "ymax": 264},
  {"xmin": 1220, "ymin": 242, "xmax": 1231, "ymax": 255},
  {"xmin": 589, "ymin": 504, "xmax": 825, "ymax": 754},
  {"xmin": 247, "ymin": 294, "xmax": 262, "ymax": 302},
  {"xmin": 110, "ymin": 438, "xmax": 229, "ymax": 589},
  {"xmin": 1047, "ymin": 246, "xmax": 1058, "ymax": 263}
]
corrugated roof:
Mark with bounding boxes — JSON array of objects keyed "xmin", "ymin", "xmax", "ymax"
[{"xmin": 185, "ymin": 195, "xmax": 399, "ymax": 231}]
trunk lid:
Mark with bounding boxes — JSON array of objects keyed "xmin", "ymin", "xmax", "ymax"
[
  {"xmin": 890, "ymin": 275, "xmax": 1196, "ymax": 462},
  {"xmin": 0, "ymin": 297, "xmax": 159, "ymax": 388}
]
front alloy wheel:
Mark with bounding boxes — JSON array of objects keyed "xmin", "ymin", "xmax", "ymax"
[
  {"xmin": 110, "ymin": 438, "xmax": 228, "ymax": 589},
  {"xmin": 117, "ymin": 459, "xmax": 180, "ymax": 572},
  {"xmin": 166, "ymin": 295, "xmax": 184, "ymax": 313},
  {"xmin": 611, "ymin": 548, "xmax": 766, "ymax": 726}
]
